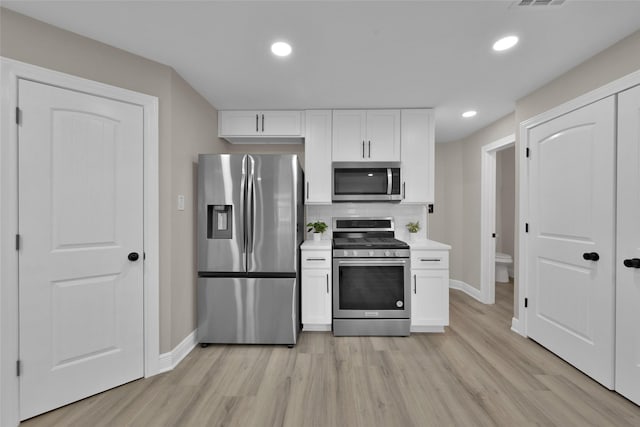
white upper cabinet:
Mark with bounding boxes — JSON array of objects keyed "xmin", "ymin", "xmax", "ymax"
[
  {"xmin": 218, "ymin": 110, "xmax": 305, "ymax": 143},
  {"xmin": 332, "ymin": 109, "xmax": 400, "ymax": 161},
  {"xmin": 401, "ymin": 109, "xmax": 435, "ymax": 203},
  {"xmin": 304, "ymin": 110, "xmax": 332, "ymax": 204}
]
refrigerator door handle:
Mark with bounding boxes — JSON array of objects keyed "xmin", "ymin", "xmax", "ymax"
[
  {"xmin": 247, "ymin": 156, "xmax": 256, "ymax": 254},
  {"xmin": 241, "ymin": 155, "xmax": 248, "ymax": 254}
]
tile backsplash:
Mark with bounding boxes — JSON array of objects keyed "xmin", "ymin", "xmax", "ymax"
[{"xmin": 305, "ymin": 203, "xmax": 428, "ymax": 242}]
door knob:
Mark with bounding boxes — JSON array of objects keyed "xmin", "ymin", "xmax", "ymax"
[
  {"xmin": 582, "ymin": 252, "xmax": 600, "ymax": 261},
  {"xmin": 623, "ymin": 258, "xmax": 640, "ymax": 268},
  {"xmin": 128, "ymin": 252, "xmax": 140, "ymax": 261}
]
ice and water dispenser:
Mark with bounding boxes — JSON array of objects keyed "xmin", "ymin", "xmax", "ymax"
[{"xmin": 207, "ymin": 205, "xmax": 232, "ymax": 239}]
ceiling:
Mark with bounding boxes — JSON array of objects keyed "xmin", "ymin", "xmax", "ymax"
[{"xmin": 4, "ymin": 1, "xmax": 640, "ymax": 143}]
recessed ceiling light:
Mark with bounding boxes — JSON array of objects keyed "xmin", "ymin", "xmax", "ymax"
[
  {"xmin": 271, "ymin": 42, "xmax": 292, "ymax": 57},
  {"xmin": 462, "ymin": 110, "xmax": 477, "ymax": 118},
  {"xmin": 493, "ymin": 35, "xmax": 519, "ymax": 52}
]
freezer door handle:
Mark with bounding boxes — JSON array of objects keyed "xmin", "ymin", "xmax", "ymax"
[
  {"xmin": 247, "ymin": 156, "xmax": 256, "ymax": 254},
  {"xmin": 241, "ymin": 155, "xmax": 248, "ymax": 254}
]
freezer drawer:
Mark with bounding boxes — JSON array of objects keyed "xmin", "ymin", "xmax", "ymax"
[{"xmin": 197, "ymin": 277, "xmax": 299, "ymax": 345}]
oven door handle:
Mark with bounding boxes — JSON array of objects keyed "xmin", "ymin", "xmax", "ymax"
[{"xmin": 335, "ymin": 259, "xmax": 408, "ymax": 266}]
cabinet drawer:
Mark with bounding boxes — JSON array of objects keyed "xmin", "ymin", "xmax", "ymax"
[
  {"xmin": 302, "ymin": 252, "xmax": 331, "ymax": 269},
  {"xmin": 411, "ymin": 251, "xmax": 449, "ymax": 270}
]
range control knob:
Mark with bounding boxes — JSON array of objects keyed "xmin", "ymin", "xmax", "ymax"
[
  {"xmin": 384, "ymin": 251, "xmax": 391, "ymax": 257},
  {"xmin": 343, "ymin": 250, "xmax": 349, "ymax": 257},
  {"xmin": 395, "ymin": 251, "xmax": 403, "ymax": 257},
  {"xmin": 352, "ymin": 250, "xmax": 358, "ymax": 256},
  {"xmin": 369, "ymin": 250, "xmax": 375, "ymax": 256}
]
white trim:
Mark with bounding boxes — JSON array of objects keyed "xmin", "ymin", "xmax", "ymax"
[
  {"xmin": 0, "ymin": 57, "xmax": 160, "ymax": 427},
  {"xmin": 511, "ymin": 317, "xmax": 525, "ymax": 337},
  {"xmin": 518, "ymin": 68, "xmax": 640, "ymax": 339},
  {"xmin": 449, "ymin": 279, "xmax": 483, "ymax": 302},
  {"xmin": 157, "ymin": 330, "xmax": 197, "ymax": 374},
  {"xmin": 480, "ymin": 134, "xmax": 515, "ymax": 305},
  {"xmin": 411, "ymin": 325, "xmax": 445, "ymax": 333},
  {"xmin": 302, "ymin": 325, "xmax": 332, "ymax": 332}
]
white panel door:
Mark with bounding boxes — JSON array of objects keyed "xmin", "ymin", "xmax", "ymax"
[
  {"xmin": 411, "ymin": 269, "xmax": 449, "ymax": 327},
  {"xmin": 332, "ymin": 110, "xmax": 367, "ymax": 161},
  {"xmin": 218, "ymin": 110, "xmax": 260, "ymax": 136},
  {"xmin": 301, "ymin": 269, "xmax": 332, "ymax": 327},
  {"xmin": 401, "ymin": 109, "xmax": 434, "ymax": 203},
  {"xmin": 304, "ymin": 110, "xmax": 332, "ymax": 203},
  {"xmin": 261, "ymin": 111, "xmax": 303, "ymax": 136},
  {"xmin": 366, "ymin": 109, "xmax": 400, "ymax": 161},
  {"xmin": 18, "ymin": 79, "xmax": 144, "ymax": 420},
  {"xmin": 527, "ymin": 96, "xmax": 615, "ymax": 388},
  {"xmin": 616, "ymin": 85, "xmax": 640, "ymax": 405}
]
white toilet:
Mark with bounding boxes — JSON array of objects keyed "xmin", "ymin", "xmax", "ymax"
[{"xmin": 495, "ymin": 252, "xmax": 513, "ymax": 283}]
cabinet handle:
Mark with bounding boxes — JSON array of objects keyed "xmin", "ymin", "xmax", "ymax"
[
  {"xmin": 262, "ymin": 114, "xmax": 265, "ymax": 132},
  {"xmin": 326, "ymin": 274, "xmax": 330, "ymax": 294},
  {"xmin": 403, "ymin": 182, "xmax": 406, "ymax": 199},
  {"xmin": 413, "ymin": 275, "xmax": 417, "ymax": 294},
  {"xmin": 582, "ymin": 252, "xmax": 599, "ymax": 262},
  {"xmin": 306, "ymin": 182, "xmax": 309, "ymax": 199},
  {"xmin": 362, "ymin": 140, "xmax": 365, "ymax": 158},
  {"xmin": 420, "ymin": 258, "xmax": 441, "ymax": 262},
  {"xmin": 623, "ymin": 258, "xmax": 640, "ymax": 268},
  {"xmin": 368, "ymin": 140, "xmax": 371, "ymax": 158},
  {"xmin": 256, "ymin": 114, "xmax": 259, "ymax": 132},
  {"xmin": 307, "ymin": 257, "xmax": 326, "ymax": 261}
]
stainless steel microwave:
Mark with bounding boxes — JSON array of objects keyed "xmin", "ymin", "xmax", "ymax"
[{"xmin": 332, "ymin": 162, "xmax": 402, "ymax": 202}]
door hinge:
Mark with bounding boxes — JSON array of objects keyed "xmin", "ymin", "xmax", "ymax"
[
  {"xmin": 524, "ymin": 298, "xmax": 528, "ymax": 308},
  {"xmin": 526, "ymin": 147, "xmax": 530, "ymax": 158},
  {"xmin": 16, "ymin": 107, "xmax": 21, "ymax": 125},
  {"xmin": 525, "ymin": 223, "xmax": 529, "ymax": 233},
  {"xmin": 492, "ymin": 233, "xmax": 496, "ymax": 238},
  {"xmin": 16, "ymin": 360, "xmax": 21, "ymax": 376},
  {"xmin": 15, "ymin": 234, "xmax": 20, "ymax": 251}
]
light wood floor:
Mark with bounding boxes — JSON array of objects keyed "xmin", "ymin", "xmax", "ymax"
[{"xmin": 23, "ymin": 282, "xmax": 640, "ymax": 426}]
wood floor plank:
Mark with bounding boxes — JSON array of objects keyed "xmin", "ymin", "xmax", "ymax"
[{"xmin": 21, "ymin": 281, "xmax": 640, "ymax": 426}]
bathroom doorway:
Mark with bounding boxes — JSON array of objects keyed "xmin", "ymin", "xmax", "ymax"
[{"xmin": 480, "ymin": 135, "xmax": 515, "ymax": 306}]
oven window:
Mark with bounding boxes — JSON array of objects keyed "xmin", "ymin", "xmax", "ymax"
[
  {"xmin": 334, "ymin": 168, "xmax": 388, "ymax": 195},
  {"xmin": 338, "ymin": 265, "xmax": 404, "ymax": 310}
]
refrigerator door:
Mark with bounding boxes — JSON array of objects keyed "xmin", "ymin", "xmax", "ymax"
[
  {"xmin": 197, "ymin": 154, "xmax": 247, "ymax": 272},
  {"xmin": 247, "ymin": 155, "xmax": 301, "ymax": 273},
  {"xmin": 197, "ymin": 277, "xmax": 298, "ymax": 344}
]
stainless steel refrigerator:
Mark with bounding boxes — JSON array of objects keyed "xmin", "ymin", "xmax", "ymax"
[{"xmin": 197, "ymin": 154, "xmax": 304, "ymax": 345}]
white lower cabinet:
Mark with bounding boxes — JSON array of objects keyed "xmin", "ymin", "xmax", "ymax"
[
  {"xmin": 301, "ymin": 242, "xmax": 332, "ymax": 331},
  {"xmin": 410, "ymin": 247, "xmax": 450, "ymax": 332}
]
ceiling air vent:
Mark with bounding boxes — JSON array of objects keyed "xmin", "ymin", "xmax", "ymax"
[{"xmin": 517, "ymin": 0, "xmax": 565, "ymax": 6}]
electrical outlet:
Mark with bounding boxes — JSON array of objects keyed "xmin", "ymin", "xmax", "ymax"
[{"xmin": 177, "ymin": 195, "xmax": 185, "ymax": 211}]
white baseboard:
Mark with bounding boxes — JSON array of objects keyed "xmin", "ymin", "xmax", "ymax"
[
  {"xmin": 511, "ymin": 317, "xmax": 526, "ymax": 337},
  {"xmin": 303, "ymin": 324, "xmax": 332, "ymax": 332},
  {"xmin": 449, "ymin": 279, "xmax": 483, "ymax": 302},
  {"xmin": 156, "ymin": 329, "xmax": 197, "ymax": 374},
  {"xmin": 411, "ymin": 325, "xmax": 445, "ymax": 333}
]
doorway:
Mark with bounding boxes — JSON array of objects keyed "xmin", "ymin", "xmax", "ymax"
[{"xmin": 480, "ymin": 134, "xmax": 515, "ymax": 305}]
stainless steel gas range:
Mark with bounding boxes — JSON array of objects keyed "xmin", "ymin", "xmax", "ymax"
[{"xmin": 332, "ymin": 217, "xmax": 411, "ymax": 336}]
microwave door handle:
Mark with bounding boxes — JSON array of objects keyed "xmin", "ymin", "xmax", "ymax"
[{"xmin": 387, "ymin": 168, "xmax": 393, "ymax": 195}]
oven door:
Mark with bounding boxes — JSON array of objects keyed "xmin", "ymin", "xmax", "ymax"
[{"xmin": 333, "ymin": 258, "xmax": 410, "ymax": 319}]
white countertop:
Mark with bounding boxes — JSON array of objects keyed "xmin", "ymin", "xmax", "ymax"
[
  {"xmin": 409, "ymin": 239, "xmax": 452, "ymax": 250},
  {"xmin": 301, "ymin": 239, "xmax": 332, "ymax": 249}
]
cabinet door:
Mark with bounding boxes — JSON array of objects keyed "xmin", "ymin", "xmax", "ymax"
[
  {"xmin": 616, "ymin": 85, "xmax": 640, "ymax": 405},
  {"xmin": 366, "ymin": 110, "xmax": 401, "ymax": 161},
  {"xmin": 411, "ymin": 269, "xmax": 449, "ymax": 326},
  {"xmin": 261, "ymin": 111, "xmax": 304, "ymax": 136},
  {"xmin": 301, "ymin": 269, "xmax": 332, "ymax": 327},
  {"xmin": 401, "ymin": 109, "xmax": 434, "ymax": 203},
  {"xmin": 218, "ymin": 110, "xmax": 260, "ymax": 136},
  {"xmin": 332, "ymin": 110, "xmax": 367, "ymax": 161},
  {"xmin": 305, "ymin": 111, "xmax": 332, "ymax": 203}
]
